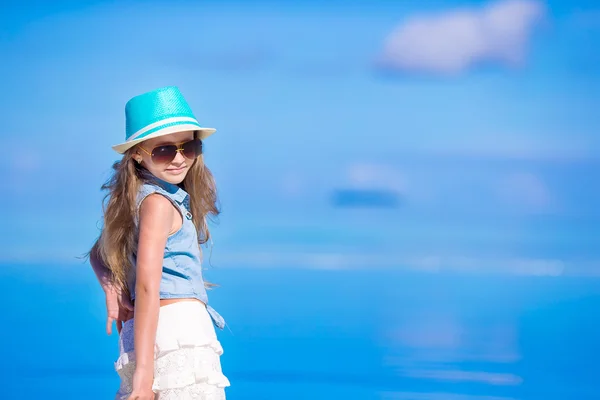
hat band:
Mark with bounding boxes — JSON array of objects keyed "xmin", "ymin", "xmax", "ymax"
[{"xmin": 127, "ymin": 116, "xmax": 200, "ymax": 142}]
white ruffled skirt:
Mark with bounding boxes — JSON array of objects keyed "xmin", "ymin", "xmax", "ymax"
[{"xmin": 114, "ymin": 301, "xmax": 230, "ymax": 400}]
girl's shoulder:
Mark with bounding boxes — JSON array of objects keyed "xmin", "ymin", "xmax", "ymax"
[
  {"xmin": 137, "ymin": 181, "xmax": 166, "ymax": 203},
  {"xmin": 134, "ymin": 182, "xmax": 179, "ymax": 223},
  {"xmin": 136, "ymin": 181, "xmax": 184, "ymax": 212}
]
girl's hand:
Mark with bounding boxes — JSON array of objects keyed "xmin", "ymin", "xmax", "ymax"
[
  {"xmin": 105, "ymin": 284, "xmax": 134, "ymax": 335},
  {"xmin": 89, "ymin": 239, "xmax": 134, "ymax": 335},
  {"xmin": 127, "ymin": 367, "xmax": 155, "ymax": 400}
]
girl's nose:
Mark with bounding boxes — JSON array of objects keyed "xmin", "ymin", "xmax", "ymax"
[{"xmin": 172, "ymin": 150, "xmax": 186, "ymax": 164}]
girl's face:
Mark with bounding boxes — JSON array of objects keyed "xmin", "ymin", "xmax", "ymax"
[{"xmin": 134, "ymin": 130, "xmax": 198, "ymax": 184}]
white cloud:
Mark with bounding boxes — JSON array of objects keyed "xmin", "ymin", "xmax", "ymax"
[
  {"xmin": 345, "ymin": 163, "xmax": 407, "ymax": 192},
  {"xmin": 279, "ymin": 163, "xmax": 408, "ymax": 200},
  {"xmin": 376, "ymin": 0, "xmax": 545, "ymax": 75}
]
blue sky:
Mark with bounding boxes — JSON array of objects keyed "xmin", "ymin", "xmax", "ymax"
[{"xmin": 0, "ymin": 0, "xmax": 598, "ymax": 274}]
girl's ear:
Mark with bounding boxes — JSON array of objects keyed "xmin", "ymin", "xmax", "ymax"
[{"xmin": 133, "ymin": 153, "xmax": 143, "ymax": 164}]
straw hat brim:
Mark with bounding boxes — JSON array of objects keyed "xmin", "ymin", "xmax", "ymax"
[{"xmin": 112, "ymin": 124, "xmax": 216, "ymax": 154}]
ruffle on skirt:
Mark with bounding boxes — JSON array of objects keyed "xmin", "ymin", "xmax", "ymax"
[{"xmin": 114, "ymin": 301, "xmax": 230, "ymax": 400}]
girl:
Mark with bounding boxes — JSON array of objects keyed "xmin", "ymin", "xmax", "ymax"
[{"xmin": 89, "ymin": 86, "xmax": 230, "ymax": 400}]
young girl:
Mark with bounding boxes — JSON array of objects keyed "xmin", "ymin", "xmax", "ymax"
[{"xmin": 89, "ymin": 86, "xmax": 230, "ymax": 400}]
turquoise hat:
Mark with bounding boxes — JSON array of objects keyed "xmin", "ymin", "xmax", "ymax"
[{"xmin": 112, "ymin": 86, "xmax": 216, "ymax": 154}]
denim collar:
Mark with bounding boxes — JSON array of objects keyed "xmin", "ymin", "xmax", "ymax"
[{"xmin": 139, "ymin": 169, "xmax": 188, "ymax": 205}]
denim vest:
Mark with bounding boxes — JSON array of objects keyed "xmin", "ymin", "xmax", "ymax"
[{"xmin": 127, "ymin": 171, "xmax": 225, "ymax": 330}]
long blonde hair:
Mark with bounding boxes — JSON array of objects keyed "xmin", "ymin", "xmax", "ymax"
[{"xmin": 93, "ymin": 140, "xmax": 220, "ymax": 295}]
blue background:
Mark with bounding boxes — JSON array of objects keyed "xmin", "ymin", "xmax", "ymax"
[{"xmin": 1, "ymin": 0, "xmax": 599, "ymax": 398}]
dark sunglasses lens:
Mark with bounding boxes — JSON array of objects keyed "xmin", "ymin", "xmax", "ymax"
[
  {"xmin": 152, "ymin": 145, "xmax": 177, "ymax": 164},
  {"xmin": 182, "ymin": 139, "xmax": 202, "ymax": 159}
]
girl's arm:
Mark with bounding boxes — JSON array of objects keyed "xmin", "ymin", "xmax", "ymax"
[
  {"xmin": 90, "ymin": 238, "xmax": 134, "ymax": 335},
  {"xmin": 131, "ymin": 194, "xmax": 175, "ymax": 389}
]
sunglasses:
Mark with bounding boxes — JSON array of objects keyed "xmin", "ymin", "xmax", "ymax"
[{"xmin": 138, "ymin": 139, "xmax": 203, "ymax": 165}]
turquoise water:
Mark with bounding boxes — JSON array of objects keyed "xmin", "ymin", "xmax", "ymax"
[{"xmin": 2, "ymin": 263, "xmax": 600, "ymax": 399}]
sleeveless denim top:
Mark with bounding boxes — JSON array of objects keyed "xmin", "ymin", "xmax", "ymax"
[{"xmin": 127, "ymin": 170, "xmax": 225, "ymax": 330}]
